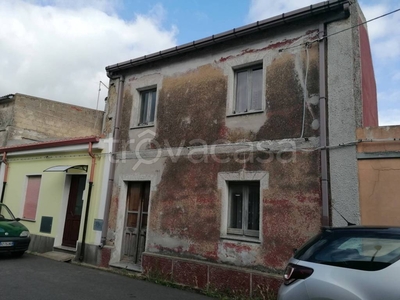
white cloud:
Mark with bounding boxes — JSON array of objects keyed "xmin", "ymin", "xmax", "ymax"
[
  {"xmin": 247, "ymin": 0, "xmax": 400, "ymax": 126},
  {"xmin": 361, "ymin": 2, "xmax": 400, "ymax": 60},
  {"xmin": 0, "ymin": 0, "xmax": 177, "ymax": 109},
  {"xmin": 361, "ymin": 1, "xmax": 400, "ymax": 126},
  {"xmin": 379, "ymin": 109, "xmax": 400, "ymax": 126},
  {"xmin": 378, "ymin": 89, "xmax": 400, "ymax": 104},
  {"xmin": 247, "ymin": 0, "xmax": 318, "ymax": 22}
]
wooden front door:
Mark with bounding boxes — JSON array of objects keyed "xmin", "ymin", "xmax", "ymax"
[
  {"xmin": 123, "ymin": 181, "xmax": 150, "ymax": 264},
  {"xmin": 62, "ymin": 175, "xmax": 86, "ymax": 248}
]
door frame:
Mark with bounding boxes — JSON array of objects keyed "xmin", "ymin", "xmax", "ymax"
[
  {"xmin": 62, "ymin": 174, "xmax": 87, "ymax": 248},
  {"xmin": 110, "ymin": 175, "xmax": 155, "ymax": 265},
  {"xmin": 122, "ymin": 181, "xmax": 150, "ymax": 263},
  {"xmin": 55, "ymin": 174, "xmax": 87, "ymax": 248}
]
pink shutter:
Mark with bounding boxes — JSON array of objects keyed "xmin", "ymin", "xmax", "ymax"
[{"xmin": 23, "ymin": 176, "xmax": 41, "ymax": 220}]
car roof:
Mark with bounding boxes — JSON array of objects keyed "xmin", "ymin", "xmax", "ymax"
[{"xmin": 322, "ymin": 226, "xmax": 400, "ymax": 234}]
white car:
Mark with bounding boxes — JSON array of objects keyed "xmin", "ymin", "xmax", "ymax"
[{"xmin": 278, "ymin": 226, "xmax": 400, "ymax": 300}]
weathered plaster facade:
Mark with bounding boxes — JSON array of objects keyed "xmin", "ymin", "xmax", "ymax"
[
  {"xmin": 102, "ymin": 0, "xmax": 376, "ymax": 296},
  {"xmin": 357, "ymin": 126, "xmax": 400, "ymax": 226},
  {"xmin": 0, "ymin": 93, "xmax": 104, "ymax": 146}
]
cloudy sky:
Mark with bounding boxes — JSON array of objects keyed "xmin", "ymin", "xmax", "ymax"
[{"xmin": 0, "ymin": 0, "xmax": 398, "ymax": 125}]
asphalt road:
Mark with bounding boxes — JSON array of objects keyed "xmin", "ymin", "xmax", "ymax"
[{"xmin": 0, "ymin": 253, "xmax": 211, "ymax": 300}]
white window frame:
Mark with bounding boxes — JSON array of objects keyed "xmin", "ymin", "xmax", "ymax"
[
  {"xmin": 218, "ymin": 171, "xmax": 268, "ymax": 242},
  {"xmin": 228, "ymin": 181, "xmax": 260, "ymax": 238},
  {"xmin": 138, "ymin": 88, "xmax": 157, "ymax": 126},
  {"xmin": 233, "ymin": 64, "xmax": 263, "ymax": 114}
]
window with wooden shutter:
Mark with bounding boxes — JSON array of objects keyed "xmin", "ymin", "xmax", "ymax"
[{"xmin": 23, "ymin": 175, "xmax": 41, "ymax": 220}]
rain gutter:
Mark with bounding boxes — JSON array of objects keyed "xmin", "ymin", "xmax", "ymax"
[
  {"xmin": 79, "ymin": 142, "xmax": 96, "ymax": 261},
  {"xmin": 0, "ymin": 136, "xmax": 100, "ymax": 153},
  {"xmin": 106, "ymin": 0, "xmax": 349, "ymax": 73},
  {"xmin": 0, "ymin": 152, "xmax": 8, "ymax": 204},
  {"xmin": 100, "ymin": 72, "xmax": 125, "ymax": 247}
]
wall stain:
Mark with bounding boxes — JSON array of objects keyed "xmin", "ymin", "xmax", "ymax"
[
  {"xmin": 302, "ymin": 43, "xmax": 320, "ymax": 136},
  {"xmin": 148, "ymin": 150, "xmax": 321, "ymax": 270},
  {"xmin": 257, "ymin": 53, "xmax": 304, "ymax": 140},
  {"xmin": 119, "ymin": 86, "xmax": 133, "ymax": 151},
  {"xmin": 226, "ymin": 128, "xmax": 256, "ymax": 142},
  {"xmin": 155, "ymin": 65, "xmax": 227, "ymax": 147}
]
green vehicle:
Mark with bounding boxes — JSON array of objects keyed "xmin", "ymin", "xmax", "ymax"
[{"xmin": 0, "ymin": 203, "xmax": 31, "ymax": 257}]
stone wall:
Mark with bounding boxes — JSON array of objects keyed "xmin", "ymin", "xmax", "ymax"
[{"xmin": 0, "ymin": 93, "xmax": 104, "ymax": 146}]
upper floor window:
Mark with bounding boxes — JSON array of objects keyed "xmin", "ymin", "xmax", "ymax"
[
  {"xmin": 234, "ymin": 65, "xmax": 263, "ymax": 114},
  {"xmin": 139, "ymin": 88, "xmax": 157, "ymax": 126}
]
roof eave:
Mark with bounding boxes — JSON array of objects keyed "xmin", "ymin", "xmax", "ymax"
[
  {"xmin": 0, "ymin": 136, "xmax": 100, "ymax": 153},
  {"xmin": 105, "ymin": 0, "xmax": 349, "ymax": 74}
]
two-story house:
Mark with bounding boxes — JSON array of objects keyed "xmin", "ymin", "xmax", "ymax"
[{"xmin": 99, "ymin": 0, "xmax": 377, "ymax": 296}]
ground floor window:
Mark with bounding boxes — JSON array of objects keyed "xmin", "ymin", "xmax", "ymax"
[
  {"xmin": 228, "ymin": 181, "xmax": 260, "ymax": 238},
  {"xmin": 23, "ymin": 175, "xmax": 42, "ymax": 220}
]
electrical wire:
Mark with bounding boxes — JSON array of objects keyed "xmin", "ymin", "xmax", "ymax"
[
  {"xmin": 96, "ymin": 81, "xmax": 109, "ymax": 111},
  {"xmin": 327, "ymin": 7, "xmax": 400, "ymax": 40},
  {"xmin": 300, "ymin": 43, "xmax": 310, "ymax": 138},
  {"xmin": 280, "ymin": 7, "xmax": 400, "ymax": 52}
]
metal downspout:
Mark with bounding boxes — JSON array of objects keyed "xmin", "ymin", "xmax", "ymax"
[
  {"xmin": 79, "ymin": 142, "xmax": 96, "ymax": 261},
  {"xmin": 0, "ymin": 152, "xmax": 8, "ymax": 203},
  {"xmin": 319, "ymin": 23, "xmax": 330, "ymax": 227},
  {"xmin": 100, "ymin": 72, "xmax": 125, "ymax": 247}
]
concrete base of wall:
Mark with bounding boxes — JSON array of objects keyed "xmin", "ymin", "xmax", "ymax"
[
  {"xmin": 76, "ymin": 242, "xmax": 112, "ymax": 268},
  {"xmin": 28, "ymin": 234, "xmax": 54, "ymax": 253},
  {"xmin": 142, "ymin": 252, "xmax": 282, "ymax": 298}
]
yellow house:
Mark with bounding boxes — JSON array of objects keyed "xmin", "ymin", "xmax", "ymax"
[{"xmin": 0, "ymin": 136, "xmax": 111, "ymax": 265}]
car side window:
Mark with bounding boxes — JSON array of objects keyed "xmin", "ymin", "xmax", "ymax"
[{"xmin": 295, "ymin": 231, "xmax": 400, "ymax": 271}]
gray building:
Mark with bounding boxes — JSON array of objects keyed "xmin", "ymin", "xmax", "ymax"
[{"xmin": 100, "ymin": 0, "xmax": 377, "ymax": 296}]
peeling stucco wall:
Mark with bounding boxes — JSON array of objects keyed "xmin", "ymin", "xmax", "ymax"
[
  {"xmin": 105, "ymin": 4, "xmax": 370, "ymax": 275},
  {"xmin": 258, "ymin": 45, "xmax": 320, "ymax": 140},
  {"xmin": 106, "ymin": 23, "xmax": 324, "ymax": 272},
  {"xmin": 111, "ymin": 25, "xmax": 322, "ymax": 152},
  {"xmin": 156, "ymin": 65, "xmax": 227, "ymax": 147},
  {"xmin": 139, "ymin": 150, "xmax": 320, "ymax": 271}
]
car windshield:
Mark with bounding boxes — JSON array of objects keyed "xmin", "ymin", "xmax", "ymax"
[
  {"xmin": 0, "ymin": 204, "xmax": 17, "ymax": 221},
  {"xmin": 294, "ymin": 229, "xmax": 400, "ymax": 271}
]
